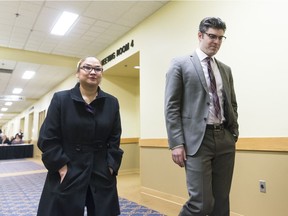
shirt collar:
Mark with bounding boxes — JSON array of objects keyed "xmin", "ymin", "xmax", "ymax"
[{"xmin": 196, "ymin": 48, "xmax": 215, "ymax": 63}]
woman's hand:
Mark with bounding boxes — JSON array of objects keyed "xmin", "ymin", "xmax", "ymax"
[
  {"xmin": 109, "ymin": 167, "xmax": 113, "ymax": 175},
  {"xmin": 58, "ymin": 164, "xmax": 68, "ymax": 183}
]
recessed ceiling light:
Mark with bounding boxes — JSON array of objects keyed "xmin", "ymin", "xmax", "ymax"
[
  {"xmin": 4, "ymin": 102, "xmax": 12, "ymax": 106},
  {"xmin": 12, "ymin": 88, "xmax": 23, "ymax": 94},
  {"xmin": 134, "ymin": 66, "xmax": 140, "ymax": 69},
  {"xmin": 0, "ymin": 95, "xmax": 25, "ymax": 101},
  {"xmin": 51, "ymin": 11, "xmax": 79, "ymax": 36},
  {"xmin": 1, "ymin": 107, "xmax": 8, "ymax": 112},
  {"xmin": 22, "ymin": 70, "xmax": 35, "ymax": 79}
]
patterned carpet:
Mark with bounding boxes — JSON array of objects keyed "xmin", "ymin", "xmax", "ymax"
[
  {"xmin": 0, "ymin": 159, "xmax": 46, "ymax": 173},
  {"xmin": 0, "ymin": 159, "xmax": 165, "ymax": 216}
]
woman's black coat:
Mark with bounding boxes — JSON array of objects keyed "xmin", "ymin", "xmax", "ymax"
[{"xmin": 37, "ymin": 83, "xmax": 123, "ymax": 216}]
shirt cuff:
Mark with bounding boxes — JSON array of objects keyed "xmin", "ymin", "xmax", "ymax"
[{"xmin": 171, "ymin": 144, "xmax": 184, "ymax": 150}]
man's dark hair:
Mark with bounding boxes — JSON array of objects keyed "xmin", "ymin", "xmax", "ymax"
[{"xmin": 199, "ymin": 17, "xmax": 226, "ymax": 33}]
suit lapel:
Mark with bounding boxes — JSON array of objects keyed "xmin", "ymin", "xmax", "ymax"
[
  {"xmin": 215, "ymin": 59, "xmax": 231, "ymax": 122},
  {"xmin": 190, "ymin": 52, "xmax": 209, "ymax": 93},
  {"xmin": 215, "ymin": 59, "xmax": 229, "ymax": 96}
]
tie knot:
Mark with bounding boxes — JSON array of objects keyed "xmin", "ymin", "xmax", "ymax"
[{"xmin": 206, "ymin": 57, "xmax": 212, "ymax": 62}]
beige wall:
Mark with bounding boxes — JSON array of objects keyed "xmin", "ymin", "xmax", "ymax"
[
  {"xmin": 231, "ymin": 151, "xmax": 288, "ymax": 216},
  {"xmin": 102, "ymin": 76, "xmax": 140, "ymax": 138},
  {"xmin": 120, "ymin": 143, "xmax": 140, "ymax": 174}
]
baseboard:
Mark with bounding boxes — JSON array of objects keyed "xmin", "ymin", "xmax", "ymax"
[
  {"xmin": 230, "ymin": 212, "xmax": 244, "ymax": 216},
  {"xmin": 141, "ymin": 187, "xmax": 245, "ymax": 216},
  {"xmin": 140, "ymin": 186, "xmax": 186, "ymax": 207}
]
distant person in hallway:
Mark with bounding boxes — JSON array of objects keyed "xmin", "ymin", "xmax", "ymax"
[
  {"xmin": 15, "ymin": 129, "xmax": 24, "ymax": 139},
  {"xmin": 37, "ymin": 56, "xmax": 123, "ymax": 216},
  {"xmin": 11, "ymin": 134, "xmax": 23, "ymax": 144},
  {"xmin": 164, "ymin": 17, "xmax": 239, "ymax": 216},
  {"xmin": 1, "ymin": 134, "xmax": 11, "ymax": 145}
]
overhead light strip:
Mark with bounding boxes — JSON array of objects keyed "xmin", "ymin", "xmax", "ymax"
[
  {"xmin": 12, "ymin": 88, "xmax": 23, "ymax": 94},
  {"xmin": 51, "ymin": 11, "xmax": 79, "ymax": 36},
  {"xmin": 22, "ymin": 70, "xmax": 35, "ymax": 79}
]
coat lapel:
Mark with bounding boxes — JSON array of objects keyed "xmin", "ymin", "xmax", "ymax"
[
  {"xmin": 190, "ymin": 52, "xmax": 209, "ymax": 93},
  {"xmin": 215, "ymin": 59, "xmax": 229, "ymax": 97}
]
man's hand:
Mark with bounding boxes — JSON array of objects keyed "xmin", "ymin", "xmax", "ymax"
[
  {"xmin": 172, "ymin": 146, "xmax": 186, "ymax": 167},
  {"xmin": 58, "ymin": 164, "xmax": 68, "ymax": 183}
]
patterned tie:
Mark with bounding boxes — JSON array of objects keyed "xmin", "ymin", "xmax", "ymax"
[{"xmin": 206, "ymin": 57, "xmax": 221, "ymax": 121}]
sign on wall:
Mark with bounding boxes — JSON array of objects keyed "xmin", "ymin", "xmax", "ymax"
[{"xmin": 101, "ymin": 40, "xmax": 134, "ymax": 66}]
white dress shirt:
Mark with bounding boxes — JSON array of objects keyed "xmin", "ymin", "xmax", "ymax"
[{"xmin": 196, "ymin": 48, "xmax": 225, "ymax": 124}]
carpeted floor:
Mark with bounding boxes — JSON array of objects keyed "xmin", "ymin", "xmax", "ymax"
[
  {"xmin": 0, "ymin": 159, "xmax": 46, "ymax": 173},
  {"xmin": 0, "ymin": 159, "xmax": 165, "ymax": 216}
]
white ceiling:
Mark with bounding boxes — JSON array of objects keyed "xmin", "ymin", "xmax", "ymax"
[{"xmin": 0, "ymin": 0, "xmax": 169, "ymax": 127}]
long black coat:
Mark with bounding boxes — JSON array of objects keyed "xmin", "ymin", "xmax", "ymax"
[{"xmin": 37, "ymin": 83, "xmax": 123, "ymax": 216}]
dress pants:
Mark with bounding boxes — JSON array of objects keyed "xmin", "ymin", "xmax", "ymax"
[{"xmin": 179, "ymin": 127, "xmax": 236, "ymax": 216}]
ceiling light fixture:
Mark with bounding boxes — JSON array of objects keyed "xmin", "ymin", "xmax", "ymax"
[
  {"xmin": 12, "ymin": 88, "xmax": 23, "ymax": 94},
  {"xmin": 1, "ymin": 107, "xmax": 8, "ymax": 112},
  {"xmin": 51, "ymin": 11, "xmax": 79, "ymax": 36},
  {"xmin": 22, "ymin": 70, "xmax": 35, "ymax": 79},
  {"xmin": 0, "ymin": 95, "xmax": 25, "ymax": 101},
  {"xmin": 4, "ymin": 102, "xmax": 13, "ymax": 106}
]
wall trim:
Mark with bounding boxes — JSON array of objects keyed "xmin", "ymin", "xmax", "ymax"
[
  {"xmin": 121, "ymin": 137, "xmax": 139, "ymax": 144},
  {"xmin": 139, "ymin": 139, "xmax": 168, "ymax": 148},
  {"xmin": 141, "ymin": 186, "xmax": 244, "ymax": 216},
  {"xmin": 236, "ymin": 137, "xmax": 288, "ymax": 152},
  {"xmin": 139, "ymin": 138, "xmax": 288, "ymax": 152}
]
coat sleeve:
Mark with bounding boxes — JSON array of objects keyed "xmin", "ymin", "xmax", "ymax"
[
  {"xmin": 164, "ymin": 58, "xmax": 185, "ymax": 149},
  {"xmin": 106, "ymin": 99, "xmax": 123, "ymax": 175},
  {"xmin": 37, "ymin": 93, "xmax": 70, "ymax": 172},
  {"xmin": 228, "ymin": 71, "xmax": 239, "ymax": 138}
]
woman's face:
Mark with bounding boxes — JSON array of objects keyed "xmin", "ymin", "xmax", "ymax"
[{"xmin": 76, "ymin": 57, "xmax": 103, "ymax": 88}]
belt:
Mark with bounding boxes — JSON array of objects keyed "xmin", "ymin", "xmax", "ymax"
[
  {"xmin": 206, "ymin": 123, "xmax": 224, "ymax": 131},
  {"xmin": 75, "ymin": 144, "xmax": 107, "ymax": 152}
]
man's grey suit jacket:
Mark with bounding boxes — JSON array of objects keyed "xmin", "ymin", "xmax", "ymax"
[{"xmin": 164, "ymin": 52, "xmax": 239, "ymax": 156}]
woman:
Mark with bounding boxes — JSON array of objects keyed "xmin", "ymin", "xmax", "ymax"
[
  {"xmin": 37, "ymin": 57, "xmax": 123, "ymax": 216},
  {"xmin": 1, "ymin": 134, "xmax": 11, "ymax": 145},
  {"xmin": 11, "ymin": 134, "xmax": 23, "ymax": 144}
]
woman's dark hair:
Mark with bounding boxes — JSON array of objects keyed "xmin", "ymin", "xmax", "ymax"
[{"xmin": 199, "ymin": 17, "xmax": 226, "ymax": 33}]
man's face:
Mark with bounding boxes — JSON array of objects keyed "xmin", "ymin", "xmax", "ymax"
[{"xmin": 198, "ymin": 28, "xmax": 225, "ymax": 57}]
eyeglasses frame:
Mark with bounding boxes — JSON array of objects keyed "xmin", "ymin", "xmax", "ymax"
[
  {"xmin": 203, "ymin": 32, "xmax": 226, "ymax": 41},
  {"xmin": 80, "ymin": 65, "xmax": 103, "ymax": 73}
]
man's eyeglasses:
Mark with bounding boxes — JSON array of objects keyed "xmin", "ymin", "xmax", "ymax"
[
  {"xmin": 203, "ymin": 32, "xmax": 226, "ymax": 41},
  {"xmin": 80, "ymin": 65, "xmax": 103, "ymax": 73}
]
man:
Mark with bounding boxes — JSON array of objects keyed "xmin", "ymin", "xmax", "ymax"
[{"xmin": 164, "ymin": 17, "xmax": 239, "ymax": 216}]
